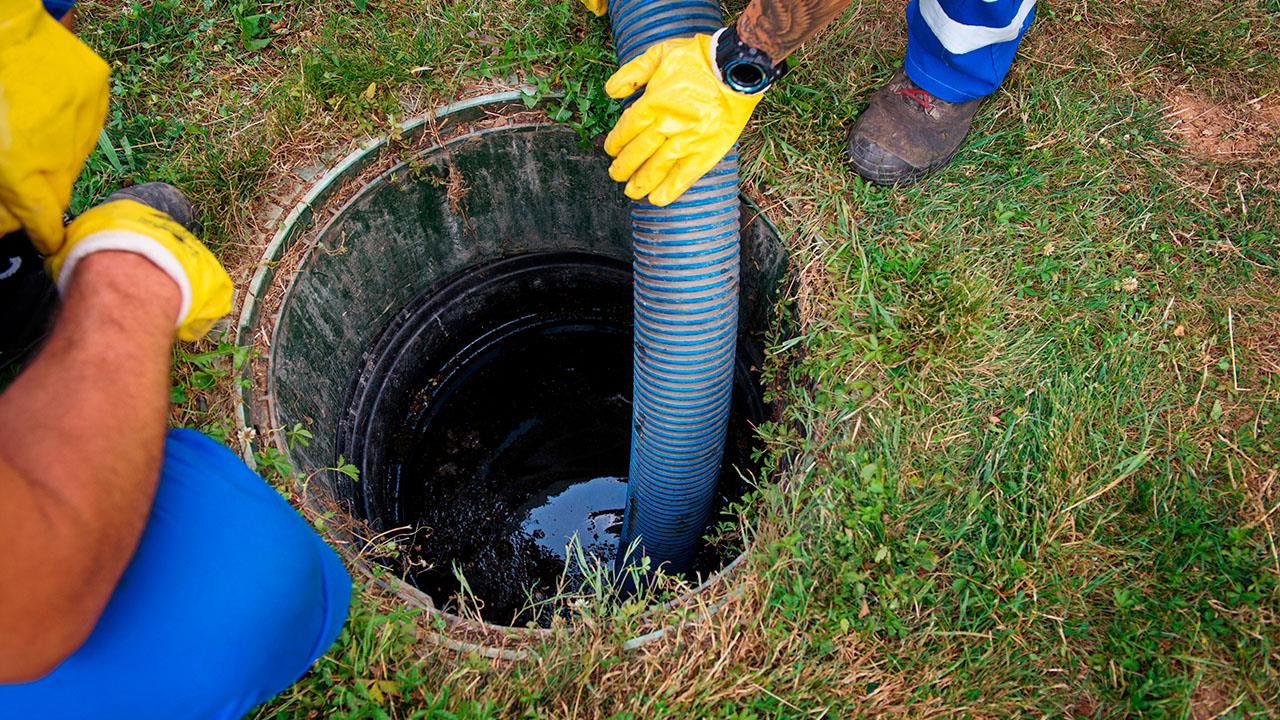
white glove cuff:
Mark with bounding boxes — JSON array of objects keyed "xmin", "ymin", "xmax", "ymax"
[
  {"xmin": 708, "ymin": 28, "xmax": 728, "ymax": 85},
  {"xmin": 56, "ymin": 230, "xmax": 192, "ymax": 329}
]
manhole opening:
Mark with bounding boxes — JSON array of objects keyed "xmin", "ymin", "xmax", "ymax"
[
  {"xmin": 339, "ymin": 252, "xmax": 767, "ymax": 626},
  {"xmin": 246, "ymin": 97, "xmax": 791, "ymax": 637}
]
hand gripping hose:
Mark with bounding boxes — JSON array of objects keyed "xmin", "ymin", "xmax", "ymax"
[{"xmin": 609, "ymin": 0, "xmax": 740, "ymax": 575}]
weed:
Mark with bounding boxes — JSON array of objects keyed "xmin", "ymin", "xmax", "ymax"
[
  {"xmin": 229, "ymin": 0, "xmax": 276, "ymax": 51},
  {"xmin": 254, "ymin": 445, "xmax": 295, "ymax": 482},
  {"xmin": 169, "ymin": 337, "xmax": 249, "ymax": 440},
  {"xmin": 284, "ymin": 422, "xmax": 313, "ymax": 450}
]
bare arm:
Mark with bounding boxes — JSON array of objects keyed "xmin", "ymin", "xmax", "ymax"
[
  {"xmin": 0, "ymin": 251, "xmax": 178, "ymax": 682},
  {"xmin": 735, "ymin": 0, "xmax": 857, "ymax": 61}
]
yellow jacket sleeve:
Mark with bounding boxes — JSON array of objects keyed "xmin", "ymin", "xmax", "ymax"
[{"xmin": 0, "ymin": 0, "xmax": 110, "ymax": 254}]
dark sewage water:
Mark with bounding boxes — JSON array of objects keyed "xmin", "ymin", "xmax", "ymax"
[{"xmin": 388, "ymin": 316, "xmax": 762, "ymax": 626}]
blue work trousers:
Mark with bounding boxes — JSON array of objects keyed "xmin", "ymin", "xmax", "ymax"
[
  {"xmin": 905, "ymin": 0, "xmax": 1036, "ymax": 102},
  {"xmin": 0, "ymin": 430, "xmax": 352, "ymax": 719}
]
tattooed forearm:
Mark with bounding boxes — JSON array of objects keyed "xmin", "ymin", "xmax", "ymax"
[{"xmin": 734, "ymin": 0, "xmax": 856, "ymax": 60}]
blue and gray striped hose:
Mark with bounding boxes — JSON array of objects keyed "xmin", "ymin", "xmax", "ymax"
[{"xmin": 609, "ymin": 0, "xmax": 741, "ymax": 575}]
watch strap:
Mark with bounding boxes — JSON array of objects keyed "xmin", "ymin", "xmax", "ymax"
[{"xmin": 713, "ymin": 24, "xmax": 789, "ymax": 94}]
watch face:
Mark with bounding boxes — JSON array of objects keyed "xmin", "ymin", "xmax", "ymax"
[{"xmin": 723, "ymin": 58, "xmax": 770, "ymax": 94}]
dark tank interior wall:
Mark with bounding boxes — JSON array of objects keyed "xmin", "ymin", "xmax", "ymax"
[
  {"xmin": 273, "ymin": 126, "xmax": 631, "ymax": 479},
  {"xmin": 270, "ymin": 123, "xmax": 787, "ymax": 507}
]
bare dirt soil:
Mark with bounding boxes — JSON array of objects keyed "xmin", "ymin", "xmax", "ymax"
[{"xmin": 1165, "ymin": 88, "xmax": 1280, "ymax": 161}]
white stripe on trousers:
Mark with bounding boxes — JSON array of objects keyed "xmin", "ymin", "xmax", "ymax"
[{"xmin": 918, "ymin": 0, "xmax": 1036, "ymax": 55}]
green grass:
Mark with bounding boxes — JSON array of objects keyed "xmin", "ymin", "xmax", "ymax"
[{"xmin": 68, "ymin": 0, "xmax": 1280, "ymax": 716}]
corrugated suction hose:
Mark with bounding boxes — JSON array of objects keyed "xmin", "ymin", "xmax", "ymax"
[{"xmin": 609, "ymin": 0, "xmax": 740, "ymax": 575}]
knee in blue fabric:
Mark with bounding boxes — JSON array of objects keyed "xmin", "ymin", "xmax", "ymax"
[
  {"xmin": 0, "ymin": 429, "xmax": 353, "ymax": 720},
  {"xmin": 903, "ymin": 0, "xmax": 1036, "ymax": 103},
  {"xmin": 42, "ymin": 0, "xmax": 75, "ymax": 20}
]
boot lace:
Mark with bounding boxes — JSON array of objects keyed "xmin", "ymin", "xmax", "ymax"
[{"xmin": 896, "ymin": 86, "xmax": 936, "ymax": 111}]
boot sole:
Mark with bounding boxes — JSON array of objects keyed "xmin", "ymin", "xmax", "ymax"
[{"xmin": 846, "ymin": 132, "xmax": 969, "ymax": 188}]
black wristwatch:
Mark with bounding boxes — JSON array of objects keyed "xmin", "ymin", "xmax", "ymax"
[{"xmin": 713, "ymin": 24, "xmax": 789, "ymax": 95}]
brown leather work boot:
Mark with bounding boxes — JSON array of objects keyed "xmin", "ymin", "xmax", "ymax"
[{"xmin": 847, "ymin": 69, "xmax": 981, "ymax": 186}]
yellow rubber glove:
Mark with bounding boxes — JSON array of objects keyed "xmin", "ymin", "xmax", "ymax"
[
  {"xmin": 47, "ymin": 199, "xmax": 233, "ymax": 342},
  {"xmin": 604, "ymin": 33, "xmax": 761, "ymax": 207},
  {"xmin": 0, "ymin": 0, "xmax": 110, "ymax": 254},
  {"xmin": 580, "ymin": 0, "xmax": 606, "ymax": 17}
]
